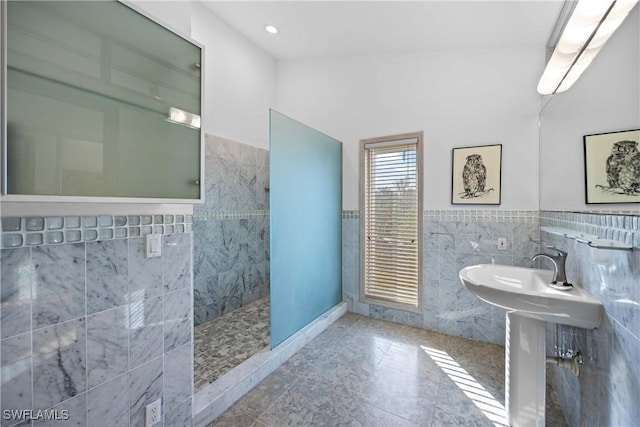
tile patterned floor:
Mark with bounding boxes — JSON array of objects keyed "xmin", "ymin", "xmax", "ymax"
[
  {"xmin": 207, "ymin": 312, "xmax": 568, "ymax": 427},
  {"xmin": 194, "ymin": 297, "xmax": 270, "ymax": 391}
]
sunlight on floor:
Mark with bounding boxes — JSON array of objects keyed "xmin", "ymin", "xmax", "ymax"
[{"xmin": 421, "ymin": 346, "xmax": 508, "ymax": 427}]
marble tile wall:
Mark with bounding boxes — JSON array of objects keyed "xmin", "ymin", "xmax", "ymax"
[
  {"xmin": 0, "ymin": 223, "xmax": 193, "ymax": 427},
  {"xmin": 193, "ymin": 135, "xmax": 270, "ymax": 326},
  {"xmin": 540, "ymin": 211, "xmax": 639, "ymax": 427},
  {"xmin": 342, "ymin": 210, "xmax": 541, "ymax": 346}
]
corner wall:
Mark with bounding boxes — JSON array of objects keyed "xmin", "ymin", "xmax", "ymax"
[
  {"xmin": 541, "ymin": 211, "xmax": 639, "ymax": 426},
  {"xmin": 190, "ymin": 3, "xmax": 276, "ymax": 150},
  {"xmin": 0, "ymin": 2, "xmax": 278, "ymax": 426},
  {"xmin": 537, "ymin": 8, "xmax": 640, "ymax": 425},
  {"xmin": 1, "ymin": 216, "xmax": 193, "ymax": 426}
]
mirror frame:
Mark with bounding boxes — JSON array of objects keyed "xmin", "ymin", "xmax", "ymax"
[{"xmin": 0, "ymin": 0, "xmax": 205, "ymax": 204}]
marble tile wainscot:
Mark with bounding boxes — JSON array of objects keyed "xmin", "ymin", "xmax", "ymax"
[
  {"xmin": 540, "ymin": 211, "xmax": 640, "ymax": 427},
  {"xmin": 0, "ymin": 214, "xmax": 194, "ymax": 427},
  {"xmin": 343, "ymin": 210, "xmax": 541, "ymax": 346}
]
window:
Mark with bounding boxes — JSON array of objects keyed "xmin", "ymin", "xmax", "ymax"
[{"xmin": 360, "ymin": 132, "xmax": 422, "ymax": 310}]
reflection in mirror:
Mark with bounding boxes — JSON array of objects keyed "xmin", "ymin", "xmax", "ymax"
[
  {"xmin": 539, "ymin": 5, "xmax": 639, "ymax": 211},
  {"xmin": 5, "ymin": 1, "xmax": 202, "ymax": 199}
]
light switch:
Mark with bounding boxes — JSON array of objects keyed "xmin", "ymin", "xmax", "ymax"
[{"xmin": 146, "ymin": 234, "xmax": 162, "ymax": 258}]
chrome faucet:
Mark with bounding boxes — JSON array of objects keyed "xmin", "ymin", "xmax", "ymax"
[{"xmin": 531, "ymin": 248, "xmax": 572, "ymax": 286}]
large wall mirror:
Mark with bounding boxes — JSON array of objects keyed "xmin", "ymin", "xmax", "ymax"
[
  {"xmin": 539, "ymin": 7, "xmax": 639, "ymax": 211},
  {"xmin": 2, "ymin": 1, "xmax": 203, "ymax": 201}
]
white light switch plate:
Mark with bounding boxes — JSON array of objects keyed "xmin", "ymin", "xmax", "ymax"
[{"xmin": 146, "ymin": 234, "xmax": 162, "ymax": 258}]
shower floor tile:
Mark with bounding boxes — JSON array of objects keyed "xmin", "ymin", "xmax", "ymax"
[
  {"xmin": 208, "ymin": 312, "xmax": 569, "ymax": 427},
  {"xmin": 194, "ymin": 297, "xmax": 270, "ymax": 391}
]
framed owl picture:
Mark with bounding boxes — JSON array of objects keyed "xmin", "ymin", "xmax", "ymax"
[
  {"xmin": 451, "ymin": 144, "xmax": 502, "ymax": 205},
  {"xmin": 584, "ymin": 129, "xmax": 640, "ymax": 204}
]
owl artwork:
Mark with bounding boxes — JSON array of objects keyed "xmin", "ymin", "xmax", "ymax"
[
  {"xmin": 605, "ymin": 140, "xmax": 640, "ymax": 195},
  {"xmin": 462, "ymin": 154, "xmax": 487, "ymax": 198}
]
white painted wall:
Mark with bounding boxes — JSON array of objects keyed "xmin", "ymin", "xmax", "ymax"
[
  {"xmin": 276, "ymin": 48, "xmax": 544, "ymax": 210},
  {"xmin": 190, "ymin": 2, "xmax": 276, "ymax": 149},
  {"xmin": 129, "ymin": 0, "xmax": 192, "ymax": 36},
  {"xmin": 539, "ymin": 8, "xmax": 639, "ymax": 211}
]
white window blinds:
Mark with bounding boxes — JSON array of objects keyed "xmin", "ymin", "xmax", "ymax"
[{"xmin": 362, "ymin": 136, "xmax": 421, "ymax": 308}]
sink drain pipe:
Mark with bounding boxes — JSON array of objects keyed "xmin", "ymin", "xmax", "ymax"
[{"xmin": 546, "ymin": 352, "xmax": 582, "ymax": 377}]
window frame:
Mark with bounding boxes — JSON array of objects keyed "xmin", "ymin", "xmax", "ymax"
[{"xmin": 359, "ymin": 131, "xmax": 423, "ymax": 313}]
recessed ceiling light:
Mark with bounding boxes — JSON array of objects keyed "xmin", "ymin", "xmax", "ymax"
[{"xmin": 265, "ymin": 25, "xmax": 279, "ymax": 34}]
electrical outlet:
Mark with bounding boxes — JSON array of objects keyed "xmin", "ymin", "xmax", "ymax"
[
  {"xmin": 145, "ymin": 399, "xmax": 161, "ymax": 427},
  {"xmin": 497, "ymin": 237, "xmax": 508, "ymax": 251}
]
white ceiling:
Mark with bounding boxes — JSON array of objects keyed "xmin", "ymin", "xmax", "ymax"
[{"xmin": 200, "ymin": 1, "xmax": 565, "ymax": 60}]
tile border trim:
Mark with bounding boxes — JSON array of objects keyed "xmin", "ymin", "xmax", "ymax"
[
  {"xmin": 192, "ymin": 210, "xmax": 269, "ymax": 221},
  {"xmin": 423, "ymin": 209, "xmax": 539, "ymax": 222},
  {"xmin": 343, "ymin": 209, "xmax": 539, "ymax": 222},
  {"xmin": 342, "ymin": 210, "xmax": 360, "ymax": 219},
  {"xmin": 540, "ymin": 210, "xmax": 639, "ymax": 248},
  {"xmin": 1, "ymin": 214, "xmax": 193, "ymax": 249}
]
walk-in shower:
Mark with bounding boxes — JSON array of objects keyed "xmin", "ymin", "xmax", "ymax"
[{"xmin": 193, "ymin": 134, "xmax": 270, "ymax": 390}]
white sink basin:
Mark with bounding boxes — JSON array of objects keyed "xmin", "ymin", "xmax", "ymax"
[{"xmin": 459, "ymin": 264, "xmax": 602, "ymax": 329}]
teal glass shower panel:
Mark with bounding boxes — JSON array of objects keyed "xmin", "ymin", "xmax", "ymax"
[{"xmin": 269, "ymin": 110, "xmax": 342, "ymax": 347}]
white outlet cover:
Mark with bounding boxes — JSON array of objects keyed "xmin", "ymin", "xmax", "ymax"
[
  {"xmin": 145, "ymin": 398, "xmax": 161, "ymax": 426},
  {"xmin": 497, "ymin": 237, "xmax": 508, "ymax": 251}
]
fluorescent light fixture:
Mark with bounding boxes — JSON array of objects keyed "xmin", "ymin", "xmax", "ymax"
[
  {"xmin": 166, "ymin": 107, "xmax": 201, "ymax": 129},
  {"xmin": 265, "ymin": 24, "xmax": 279, "ymax": 34},
  {"xmin": 537, "ymin": 0, "xmax": 638, "ymax": 95}
]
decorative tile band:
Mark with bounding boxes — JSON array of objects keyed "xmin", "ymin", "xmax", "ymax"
[
  {"xmin": 343, "ymin": 210, "xmax": 540, "ymax": 222},
  {"xmin": 424, "ymin": 209, "xmax": 539, "ymax": 222},
  {"xmin": 1, "ymin": 214, "xmax": 193, "ymax": 249},
  {"xmin": 342, "ymin": 210, "xmax": 360, "ymax": 219},
  {"xmin": 552, "ymin": 209, "xmax": 640, "ymax": 215},
  {"xmin": 540, "ymin": 210, "xmax": 639, "ymax": 248},
  {"xmin": 540, "ymin": 210, "xmax": 639, "ymax": 229},
  {"xmin": 192, "ymin": 210, "xmax": 269, "ymax": 221}
]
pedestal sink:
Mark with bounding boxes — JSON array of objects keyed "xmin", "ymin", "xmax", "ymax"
[{"xmin": 459, "ymin": 264, "xmax": 603, "ymax": 427}]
